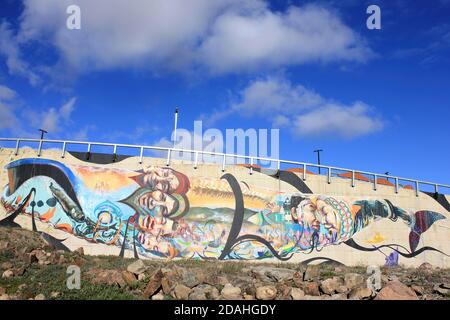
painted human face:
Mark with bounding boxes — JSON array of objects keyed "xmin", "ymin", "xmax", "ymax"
[
  {"xmin": 137, "ymin": 232, "xmax": 171, "ymax": 255},
  {"xmin": 138, "ymin": 190, "xmax": 176, "ymax": 217},
  {"xmin": 142, "ymin": 166, "xmax": 180, "ymax": 193}
]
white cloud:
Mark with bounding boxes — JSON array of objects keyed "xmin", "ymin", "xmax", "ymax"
[
  {"xmin": 25, "ymin": 97, "xmax": 77, "ymax": 133},
  {"xmin": 0, "ymin": 84, "xmax": 19, "ymax": 130},
  {"xmin": 207, "ymin": 76, "xmax": 383, "ymax": 139},
  {"xmin": 12, "ymin": 0, "xmax": 372, "ymax": 79},
  {"xmin": 0, "ymin": 22, "xmax": 40, "ymax": 85}
]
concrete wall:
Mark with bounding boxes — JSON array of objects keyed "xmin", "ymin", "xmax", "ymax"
[{"xmin": 0, "ymin": 147, "xmax": 449, "ymax": 267}]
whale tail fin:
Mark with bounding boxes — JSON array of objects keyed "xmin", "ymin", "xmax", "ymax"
[{"xmin": 409, "ymin": 211, "xmax": 445, "ymax": 252}]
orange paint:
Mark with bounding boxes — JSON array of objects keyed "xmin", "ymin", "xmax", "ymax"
[
  {"xmin": 55, "ymin": 223, "xmax": 73, "ymax": 233},
  {"xmin": 351, "ymin": 205, "xmax": 361, "ymax": 218},
  {"xmin": 15, "ymin": 195, "xmax": 22, "ymax": 204},
  {"xmin": 39, "ymin": 208, "xmax": 56, "ymax": 222}
]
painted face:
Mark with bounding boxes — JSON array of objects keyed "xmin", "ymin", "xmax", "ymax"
[
  {"xmin": 142, "ymin": 166, "xmax": 180, "ymax": 193},
  {"xmin": 137, "ymin": 190, "xmax": 176, "ymax": 217},
  {"xmin": 137, "ymin": 232, "xmax": 171, "ymax": 255}
]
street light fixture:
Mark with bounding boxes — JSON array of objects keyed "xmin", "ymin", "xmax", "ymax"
[
  {"xmin": 314, "ymin": 149, "xmax": 323, "ymax": 174},
  {"xmin": 38, "ymin": 129, "xmax": 48, "ymax": 140}
]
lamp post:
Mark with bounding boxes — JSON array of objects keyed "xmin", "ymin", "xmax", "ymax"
[
  {"xmin": 173, "ymin": 107, "xmax": 179, "ymax": 148},
  {"xmin": 38, "ymin": 129, "xmax": 48, "ymax": 140},
  {"xmin": 314, "ymin": 149, "xmax": 323, "ymax": 174}
]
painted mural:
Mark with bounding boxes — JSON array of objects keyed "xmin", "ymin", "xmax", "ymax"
[{"xmin": 0, "ymin": 158, "xmax": 448, "ymax": 262}]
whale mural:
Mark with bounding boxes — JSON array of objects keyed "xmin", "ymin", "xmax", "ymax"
[{"xmin": 0, "ymin": 158, "xmax": 448, "ymax": 263}]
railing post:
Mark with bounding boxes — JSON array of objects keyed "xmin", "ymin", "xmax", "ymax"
[
  {"xmin": 166, "ymin": 149, "xmax": 171, "ymax": 166},
  {"xmin": 61, "ymin": 142, "xmax": 67, "ymax": 158},
  {"xmin": 303, "ymin": 164, "xmax": 306, "ymax": 181},
  {"xmin": 435, "ymin": 184, "xmax": 439, "ymax": 194},
  {"xmin": 327, "ymin": 167, "xmax": 331, "ymax": 184},
  {"xmin": 351, "ymin": 170, "xmax": 355, "ymax": 187},
  {"xmin": 373, "ymin": 174, "xmax": 377, "ymax": 191},
  {"xmin": 395, "ymin": 178, "xmax": 399, "ymax": 194},
  {"xmin": 139, "ymin": 147, "xmax": 144, "ymax": 164},
  {"xmin": 112, "ymin": 145, "xmax": 117, "ymax": 162},
  {"xmin": 194, "ymin": 151, "xmax": 199, "ymax": 169},
  {"xmin": 86, "ymin": 143, "xmax": 91, "ymax": 160},
  {"xmin": 222, "ymin": 155, "xmax": 226, "ymax": 172},
  {"xmin": 249, "ymin": 157, "xmax": 254, "ymax": 175},
  {"xmin": 37, "ymin": 140, "xmax": 43, "ymax": 157},
  {"xmin": 14, "ymin": 139, "xmax": 20, "ymax": 156},
  {"xmin": 415, "ymin": 181, "xmax": 419, "ymax": 197}
]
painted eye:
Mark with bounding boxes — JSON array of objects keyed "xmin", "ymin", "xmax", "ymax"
[
  {"xmin": 37, "ymin": 201, "xmax": 44, "ymax": 207},
  {"xmin": 46, "ymin": 198, "xmax": 57, "ymax": 207},
  {"xmin": 30, "ymin": 201, "xmax": 36, "ymax": 207}
]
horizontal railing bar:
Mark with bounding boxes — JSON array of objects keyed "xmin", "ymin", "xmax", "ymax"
[{"xmin": 1, "ymin": 137, "xmax": 450, "ymax": 190}]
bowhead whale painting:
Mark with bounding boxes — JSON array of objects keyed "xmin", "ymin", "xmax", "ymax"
[{"xmin": 1, "ymin": 158, "xmax": 448, "ymax": 264}]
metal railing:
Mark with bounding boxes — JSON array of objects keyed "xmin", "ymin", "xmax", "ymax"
[{"xmin": 1, "ymin": 137, "xmax": 449, "ymax": 197}]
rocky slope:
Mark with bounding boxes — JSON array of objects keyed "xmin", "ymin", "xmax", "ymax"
[{"xmin": 1, "ymin": 226, "xmax": 449, "ymax": 300}]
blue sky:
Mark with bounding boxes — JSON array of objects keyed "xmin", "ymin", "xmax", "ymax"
[{"xmin": 0, "ymin": 0, "xmax": 450, "ymax": 187}]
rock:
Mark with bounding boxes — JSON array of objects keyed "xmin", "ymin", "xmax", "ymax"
[
  {"xmin": 143, "ymin": 269, "xmax": 164, "ymax": 299},
  {"xmin": 303, "ymin": 282, "xmax": 320, "ymax": 296},
  {"xmin": 127, "ymin": 260, "xmax": 147, "ymax": 275},
  {"xmin": 418, "ymin": 262, "xmax": 433, "ymax": 270},
  {"xmin": 50, "ymin": 292, "xmax": 61, "ymax": 298},
  {"xmin": 303, "ymin": 265, "xmax": 320, "ymax": 281},
  {"xmin": 290, "ymin": 288, "xmax": 305, "ymax": 300},
  {"xmin": 34, "ymin": 294, "xmax": 46, "ymax": 300},
  {"xmin": 344, "ymin": 273, "xmax": 365, "ymax": 289},
  {"xmin": 151, "ymin": 291, "xmax": 165, "ymax": 300},
  {"xmin": 348, "ymin": 287, "xmax": 373, "ymax": 300},
  {"xmin": 221, "ymin": 283, "xmax": 242, "ymax": 300},
  {"xmin": 433, "ymin": 284, "xmax": 450, "ymax": 296},
  {"xmin": 0, "ymin": 287, "xmax": 6, "ymax": 295},
  {"xmin": 243, "ymin": 294, "xmax": 255, "ymax": 300},
  {"xmin": 0, "ymin": 241, "xmax": 8, "ymax": 250},
  {"xmin": 14, "ymin": 267, "xmax": 25, "ymax": 277},
  {"xmin": 58, "ymin": 255, "xmax": 67, "ymax": 265},
  {"xmin": 334, "ymin": 267, "xmax": 344, "ymax": 273},
  {"xmin": 190, "ymin": 284, "xmax": 219, "ymax": 300},
  {"xmin": 2, "ymin": 270, "xmax": 14, "ymax": 279},
  {"xmin": 138, "ymin": 273, "xmax": 146, "ymax": 282},
  {"xmin": 0, "ymin": 294, "xmax": 10, "ymax": 300},
  {"xmin": 173, "ymin": 284, "xmax": 192, "ymax": 300},
  {"xmin": 256, "ymin": 286, "xmax": 277, "ymax": 300},
  {"xmin": 375, "ymin": 281, "xmax": 418, "ymax": 300},
  {"xmin": 320, "ymin": 277, "xmax": 343, "ymax": 295},
  {"xmin": 1, "ymin": 262, "xmax": 13, "ymax": 270},
  {"xmin": 336, "ymin": 285, "xmax": 348, "ymax": 293},
  {"xmin": 180, "ymin": 269, "xmax": 200, "ymax": 288},
  {"xmin": 411, "ymin": 285, "xmax": 424, "ymax": 296},
  {"xmin": 121, "ymin": 271, "xmax": 137, "ymax": 287},
  {"xmin": 74, "ymin": 247, "xmax": 84, "ymax": 255},
  {"xmin": 211, "ymin": 275, "xmax": 229, "ymax": 286},
  {"xmin": 293, "ymin": 271, "xmax": 304, "ymax": 287},
  {"xmin": 18, "ymin": 284, "xmax": 27, "ymax": 291},
  {"xmin": 331, "ymin": 293, "xmax": 347, "ymax": 300},
  {"xmin": 87, "ymin": 268, "xmax": 126, "ymax": 287},
  {"xmin": 251, "ymin": 266, "xmax": 295, "ymax": 282},
  {"xmin": 161, "ymin": 277, "xmax": 174, "ymax": 295}
]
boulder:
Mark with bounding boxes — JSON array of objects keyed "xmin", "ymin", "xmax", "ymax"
[
  {"xmin": 320, "ymin": 277, "xmax": 343, "ymax": 295},
  {"xmin": 433, "ymin": 284, "xmax": 450, "ymax": 296},
  {"xmin": 344, "ymin": 273, "xmax": 365, "ymax": 289},
  {"xmin": 173, "ymin": 284, "xmax": 192, "ymax": 300},
  {"xmin": 34, "ymin": 294, "xmax": 46, "ymax": 300},
  {"xmin": 348, "ymin": 287, "xmax": 374, "ymax": 300},
  {"xmin": 151, "ymin": 291, "xmax": 165, "ymax": 300},
  {"xmin": 256, "ymin": 286, "xmax": 277, "ymax": 300},
  {"xmin": 180, "ymin": 269, "xmax": 200, "ymax": 288},
  {"xmin": 303, "ymin": 265, "xmax": 320, "ymax": 281},
  {"xmin": 221, "ymin": 284, "xmax": 242, "ymax": 300},
  {"xmin": 411, "ymin": 285, "xmax": 424, "ymax": 296},
  {"xmin": 2, "ymin": 270, "xmax": 14, "ymax": 279},
  {"xmin": 74, "ymin": 247, "xmax": 84, "ymax": 256},
  {"xmin": 127, "ymin": 260, "xmax": 147, "ymax": 275},
  {"xmin": 375, "ymin": 281, "xmax": 418, "ymax": 300},
  {"xmin": 121, "ymin": 271, "xmax": 138, "ymax": 287},
  {"xmin": 303, "ymin": 282, "xmax": 320, "ymax": 296},
  {"xmin": 251, "ymin": 266, "xmax": 295, "ymax": 282},
  {"xmin": 330, "ymin": 293, "xmax": 347, "ymax": 300},
  {"xmin": 0, "ymin": 294, "xmax": 10, "ymax": 300},
  {"xmin": 189, "ymin": 285, "xmax": 219, "ymax": 300},
  {"xmin": 161, "ymin": 277, "xmax": 174, "ymax": 295},
  {"xmin": 0, "ymin": 287, "xmax": 6, "ymax": 295},
  {"xmin": 290, "ymin": 288, "xmax": 305, "ymax": 300},
  {"xmin": 1, "ymin": 262, "xmax": 13, "ymax": 270},
  {"xmin": 143, "ymin": 269, "xmax": 164, "ymax": 299}
]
